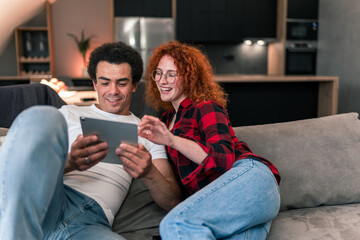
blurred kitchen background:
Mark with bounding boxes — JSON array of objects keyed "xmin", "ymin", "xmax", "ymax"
[{"xmin": 0, "ymin": 0, "xmax": 359, "ymax": 116}]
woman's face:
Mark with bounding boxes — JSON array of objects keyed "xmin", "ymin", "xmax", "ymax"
[{"xmin": 154, "ymin": 55, "xmax": 187, "ymax": 110}]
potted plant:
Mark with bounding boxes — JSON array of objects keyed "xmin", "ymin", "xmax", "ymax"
[{"xmin": 67, "ymin": 30, "xmax": 96, "ymax": 76}]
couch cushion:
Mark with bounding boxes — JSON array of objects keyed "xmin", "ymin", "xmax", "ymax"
[
  {"xmin": 234, "ymin": 113, "xmax": 360, "ymax": 211},
  {"xmin": 267, "ymin": 203, "xmax": 360, "ymax": 240},
  {"xmin": 112, "ymin": 178, "xmax": 167, "ymax": 239}
]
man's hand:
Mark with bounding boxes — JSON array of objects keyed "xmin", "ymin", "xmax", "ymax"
[
  {"xmin": 115, "ymin": 143, "xmax": 154, "ymax": 178},
  {"xmin": 116, "ymin": 142, "xmax": 183, "ymax": 211},
  {"xmin": 64, "ymin": 134, "xmax": 109, "ymax": 174}
]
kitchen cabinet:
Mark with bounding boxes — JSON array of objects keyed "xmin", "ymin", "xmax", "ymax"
[
  {"xmin": 215, "ymin": 75, "xmax": 339, "ymax": 126},
  {"xmin": 114, "ymin": 0, "xmax": 172, "ymax": 17},
  {"xmin": 287, "ymin": 0, "xmax": 319, "ymax": 19},
  {"xmin": 176, "ymin": 0, "xmax": 277, "ymax": 43}
]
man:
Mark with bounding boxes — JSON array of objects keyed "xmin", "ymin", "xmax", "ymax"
[{"xmin": 0, "ymin": 42, "xmax": 181, "ymax": 240}]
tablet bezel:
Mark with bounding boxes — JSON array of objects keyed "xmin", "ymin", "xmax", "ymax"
[{"xmin": 80, "ymin": 116, "xmax": 138, "ymax": 164}]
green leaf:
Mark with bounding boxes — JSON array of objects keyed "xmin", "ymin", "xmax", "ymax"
[{"xmin": 67, "ymin": 30, "xmax": 96, "ymax": 59}]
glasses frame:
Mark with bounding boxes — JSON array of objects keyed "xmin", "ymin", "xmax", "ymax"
[{"xmin": 151, "ymin": 69, "xmax": 178, "ymax": 84}]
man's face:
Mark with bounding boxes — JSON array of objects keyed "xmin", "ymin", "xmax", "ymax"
[{"xmin": 93, "ymin": 61, "xmax": 137, "ymax": 115}]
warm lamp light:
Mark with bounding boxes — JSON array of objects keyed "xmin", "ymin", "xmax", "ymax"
[
  {"xmin": 244, "ymin": 40, "xmax": 252, "ymax": 46},
  {"xmin": 256, "ymin": 40, "xmax": 266, "ymax": 46}
]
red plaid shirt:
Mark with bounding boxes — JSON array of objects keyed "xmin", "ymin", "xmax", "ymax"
[{"xmin": 161, "ymin": 98, "xmax": 280, "ymax": 196}]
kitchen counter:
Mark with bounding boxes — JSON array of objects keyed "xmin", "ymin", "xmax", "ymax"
[
  {"xmin": 1, "ymin": 74, "xmax": 339, "ymax": 123},
  {"xmin": 213, "ymin": 75, "xmax": 339, "ymax": 118},
  {"xmin": 213, "ymin": 74, "xmax": 338, "ymax": 83},
  {"xmin": 0, "ymin": 75, "xmax": 52, "ymax": 81},
  {"xmin": 59, "ymin": 91, "xmax": 97, "ymax": 106}
]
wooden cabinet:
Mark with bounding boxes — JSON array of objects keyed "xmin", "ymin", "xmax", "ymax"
[
  {"xmin": 15, "ymin": 27, "xmax": 53, "ymax": 76},
  {"xmin": 268, "ymin": 0, "xmax": 320, "ymax": 75},
  {"xmin": 15, "ymin": 2, "xmax": 54, "ymax": 77},
  {"xmin": 176, "ymin": 0, "xmax": 277, "ymax": 43}
]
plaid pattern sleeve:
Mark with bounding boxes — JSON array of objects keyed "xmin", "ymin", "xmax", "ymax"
[{"xmin": 162, "ymin": 98, "xmax": 280, "ymax": 196}]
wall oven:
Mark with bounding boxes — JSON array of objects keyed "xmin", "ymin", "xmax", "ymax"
[{"xmin": 285, "ymin": 41, "xmax": 317, "ymax": 75}]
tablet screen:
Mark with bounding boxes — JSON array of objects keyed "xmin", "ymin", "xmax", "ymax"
[{"xmin": 80, "ymin": 116, "xmax": 138, "ymax": 164}]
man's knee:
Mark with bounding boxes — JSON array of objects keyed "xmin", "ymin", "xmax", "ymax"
[{"xmin": 14, "ymin": 106, "xmax": 66, "ymax": 134}]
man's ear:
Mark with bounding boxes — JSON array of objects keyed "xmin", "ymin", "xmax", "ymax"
[
  {"xmin": 132, "ymin": 82, "xmax": 138, "ymax": 93},
  {"xmin": 92, "ymin": 80, "xmax": 97, "ymax": 91}
]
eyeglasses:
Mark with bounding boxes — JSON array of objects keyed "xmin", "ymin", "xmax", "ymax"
[{"xmin": 151, "ymin": 70, "xmax": 178, "ymax": 84}]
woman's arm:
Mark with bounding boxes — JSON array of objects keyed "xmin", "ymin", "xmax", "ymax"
[
  {"xmin": 139, "ymin": 103, "xmax": 236, "ymax": 171},
  {"xmin": 138, "ymin": 115, "xmax": 207, "ymax": 164}
]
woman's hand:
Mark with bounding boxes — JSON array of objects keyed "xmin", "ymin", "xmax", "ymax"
[{"xmin": 138, "ymin": 115, "xmax": 174, "ymax": 147}]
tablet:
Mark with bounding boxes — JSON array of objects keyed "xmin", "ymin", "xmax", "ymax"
[{"xmin": 80, "ymin": 116, "xmax": 138, "ymax": 164}]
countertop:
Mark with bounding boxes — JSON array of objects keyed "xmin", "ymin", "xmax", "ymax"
[
  {"xmin": 213, "ymin": 74, "xmax": 339, "ymax": 82},
  {"xmin": 0, "ymin": 75, "xmax": 339, "ymax": 82}
]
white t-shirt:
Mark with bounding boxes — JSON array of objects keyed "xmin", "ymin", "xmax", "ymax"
[{"xmin": 58, "ymin": 104, "xmax": 167, "ymax": 225}]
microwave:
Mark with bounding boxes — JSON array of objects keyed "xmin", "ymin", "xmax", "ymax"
[{"xmin": 286, "ymin": 19, "xmax": 318, "ymax": 40}]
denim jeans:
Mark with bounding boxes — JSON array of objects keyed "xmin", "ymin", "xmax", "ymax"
[
  {"xmin": 0, "ymin": 106, "xmax": 125, "ymax": 240},
  {"xmin": 160, "ymin": 158, "xmax": 281, "ymax": 240}
]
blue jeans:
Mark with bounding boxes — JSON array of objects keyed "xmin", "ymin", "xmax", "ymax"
[
  {"xmin": 0, "ymin": 106, "xmax": 125, "ymax": 240},
  {"xmin": 160, "ymin": 159, "xmax": 280, "ymax": 240}
]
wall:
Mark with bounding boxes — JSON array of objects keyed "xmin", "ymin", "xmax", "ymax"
[
  {"xmin": 0, "ymin": 0, "xmax": 51, "ymax": 56},
  {"xmin": 52, "ymin": 0, "xmax": 112, "ymax": 77},
  {"xmin": 0, "ymin": 38, "xmax": 17, "ymax": 76},
  {"xmin": 0, "ymin": 0, "xmax": 268, "ymax": 77},
  {"xmin": 317, "ymin": 0, "xmax": 360, "ymax": 114},
  {"xmin": 0, "ymin": 3, "xmax": 48, "ymax": 76},
  {"xmin": 201, "ymin": 43, "xmax": 268, "ymax": 74}
]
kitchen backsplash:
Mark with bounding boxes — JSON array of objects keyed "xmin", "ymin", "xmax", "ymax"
[{"xmin": 197, "ymin": 43, "xmax": 268, "ymax": 75}]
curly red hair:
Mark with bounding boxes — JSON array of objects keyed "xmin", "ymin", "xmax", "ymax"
[{"xmin": 145, "ymin": 41, "xmax": 227, "ymax": 110}]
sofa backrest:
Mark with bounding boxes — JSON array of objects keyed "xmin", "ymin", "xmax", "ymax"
[
  {"xmin": 0, "ymin": 84, "xmax": 66, "ymax": 128},
  {"xmin": 130, "ymin": 79, "xmax": 164, "ymax": 119},
  {"xmin": 233, "ymin": 113, "xmax": 360, "ymax": 211}
]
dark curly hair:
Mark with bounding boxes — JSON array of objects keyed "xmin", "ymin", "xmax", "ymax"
[
  {"xmin": 87, "ymin": 42, "xmax": 143, "ymax": 84},
  {"xmin": 145, "ymin": 41, "xmax": 227, "ymax": 110}
]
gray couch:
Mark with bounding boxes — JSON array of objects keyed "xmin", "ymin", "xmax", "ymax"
[
  {"xmin": 1, "ymin": 112, "xmax": 360, "ymax": 239},
  {"xmin": 112, "ymin": 112, "xmax": 360, "ymax": 239}
]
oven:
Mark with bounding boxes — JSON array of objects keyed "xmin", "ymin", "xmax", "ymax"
[{"xmin": 285, "ymin": 41, "xmax": 317, "ymax": 75}]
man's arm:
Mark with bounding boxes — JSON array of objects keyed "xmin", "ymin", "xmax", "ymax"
[
  {"xmin": 116, "ymin": 143, "xmax": 182, "ymax": 211},
  {"xmin": 142, "ymin": 158, "xmax": 182, "ymax": 210}
]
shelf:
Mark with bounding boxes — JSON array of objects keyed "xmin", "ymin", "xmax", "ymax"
[
  {"xmin": 19, "ymin": 71, "xmax": 52, "ymax": 77},
  {"xmin": 14, "ymin": 2, "xmax": 54, "ymax": 77},
  {"xmin": 19, "ymin": 56, "xmax": 51, "ymax": 63}
]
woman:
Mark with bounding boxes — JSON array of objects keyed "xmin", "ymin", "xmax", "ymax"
[{"xmin": 138, "ymin": 41, "xmax": 281, "ymax": 239}]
